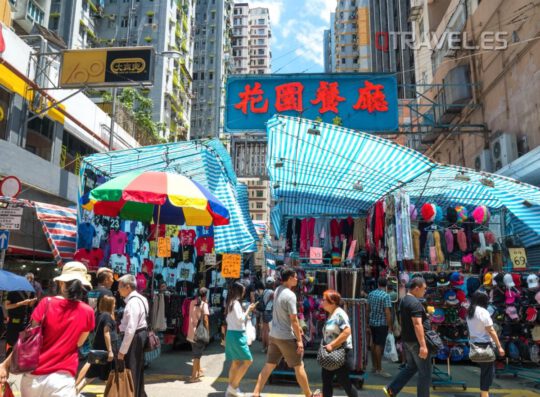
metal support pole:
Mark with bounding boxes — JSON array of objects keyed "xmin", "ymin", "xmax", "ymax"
[
  {"xmin": 0, "ymin": 249, "xmax": 5, "ymax": 269},
  {"xmin": 109, "ymin": 87, "xmax": 117, "ymax": 151}
]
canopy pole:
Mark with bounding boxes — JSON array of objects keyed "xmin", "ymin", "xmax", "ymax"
[
  {"xmin": 150, "ymin": 205, "xmax": 161, "ymax": 307},
  {"xmin": 417, "ymin": 170, "xmax": 434, "ymax": 203}
]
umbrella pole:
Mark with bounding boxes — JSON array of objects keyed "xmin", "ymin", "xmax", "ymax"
[{"xmin": 151, "ymin": 205, "xmax": 161, "ymax": 300}]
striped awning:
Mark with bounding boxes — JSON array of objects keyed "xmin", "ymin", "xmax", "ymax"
[
  {"xmin": 80, "ymin": 139, "xmax": 257, "ymax": 253},
  {"xmin": 267, "ymin": 115, "xmax": 540, "ymax": 247},
  {"xmin": 34, "ymin": 202, "xmax": 77, "ymax": 266}
]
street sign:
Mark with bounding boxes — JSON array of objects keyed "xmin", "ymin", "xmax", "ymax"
[
  {"xmin": 0, "ymin": 176, "xmax": 22, "ymax": 198},
  {"xmin": 225, "ymin": 73, "xmax": 398, "ymax": 132},
  {"xmin": 0, "ymin": 230, "xmax": 9, "ymax": 250},
  {"xmin": 59, "ymin": 47, "xmax": 155, "ymax": 88},
  {"xmin": 0, "ymin": 207, "xmax": 22, "ymax": 230}
]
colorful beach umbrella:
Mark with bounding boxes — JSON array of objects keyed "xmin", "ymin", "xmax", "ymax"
[{"xmin": 86, "ymin": 171, "xmax": 230, "ymax": 226}]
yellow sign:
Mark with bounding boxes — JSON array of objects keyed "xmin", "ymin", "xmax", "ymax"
[
  {"xmin": 157, "ymin": 237, "xmax": 171, "ymax": 258},
  {"xmin": 59, "ymin": 47, "xmax": 154, "ymax": 88},
  {"xmin": 508, "ymin": 248, "xmax": 527, "ymax": 270},
  {"xmin": 221, "ymin": 254, "xmax": 241, "ymax": 279}
]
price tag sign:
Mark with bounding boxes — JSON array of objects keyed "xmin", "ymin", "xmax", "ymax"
[
  {"xmin": 221, "ymin": 253, "xmax": 241, "ymax": 278},
  {"xmin": 157, "ymin": 237, "xmax": 171, "ymax": 258},
  {"xmin": 204, "ymin": 253, "xmax": 216, "ymax": 268},
  {"xmin": 347, "ymin": 240, "xmax": 357, "ymax": 260},
  {"xmin": 508, "ymin": 248, "xmax": 527, "ymax": 270},
  {"xmin": 309, "ymin": 247, "xmax": 323, "ymax": 264}
]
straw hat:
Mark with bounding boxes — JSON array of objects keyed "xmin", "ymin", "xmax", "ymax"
[{"xmin": 54, "ymin": 261, "xmax": 92, "ymax": 288}]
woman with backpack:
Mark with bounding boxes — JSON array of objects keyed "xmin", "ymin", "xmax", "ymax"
[
  {"xmin": 260, "ymin": 277, "xmax": 275, "ymax": 353},
  {"xmin": 186, "ymin": 288, "xmax": 210, "ymax": 383},
  {"xmin": 225, "ymin": 282, "xmax": 256, "ymax": 397}
]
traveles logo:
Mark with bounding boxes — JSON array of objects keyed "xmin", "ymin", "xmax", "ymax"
[
  {"xmin": 375, "ymin": 31, "xmax": 509, "ymax": 52},
  {"xmin": 110, "ymin": 58, "xmax": 146, "ymax": 74}
]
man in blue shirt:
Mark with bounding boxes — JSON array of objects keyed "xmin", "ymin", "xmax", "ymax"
[{"xmin": 367, "ymin": 278, "xmax": 393, "ymax": 377}]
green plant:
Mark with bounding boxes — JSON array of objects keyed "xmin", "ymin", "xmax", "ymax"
[
  {"xmin": 146, "ymin": 11, "xmax": 155, "ymax": 17},
  {"xmin": 50, "ymin": 12, "xmax": 60, "ymax": 18},
  {"xmin": 144, "ymin": 36, "xmax": 153, "ymax": 42},
  {"xmin": 332, "ymin": 116, "xmax": 343, "ymax": 126},
  {"xmin": 118, "ymin": 88, "xmax": 163, "ymax": 143}
]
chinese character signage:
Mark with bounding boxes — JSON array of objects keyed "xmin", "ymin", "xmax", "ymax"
[
  {"xmin": 225, "ymin": 73, "xmax": 398, "ymax": 132},
  {"xmin": 157, "ymin": 237, "xmax": 171, "ymax": 258},
  {"xmin": 221, "ymin": 253, "xmax": 242, "ymax": 278}
]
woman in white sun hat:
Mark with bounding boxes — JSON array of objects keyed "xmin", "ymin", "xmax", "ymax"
[{"xmin": 0, "ymin": 261, "xmax": 95, "ymax": 397}]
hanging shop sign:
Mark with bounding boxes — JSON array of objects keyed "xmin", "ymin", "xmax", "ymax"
[
  {"xmin": 508, "ymin": 248, "xmax": 527, "ymax": 270},
  {"xmin": 225, "ymin": 73, "xmax": 398, "ymax": 132},
  {"xmin": 157, "ymin": 237, "xmax": 171, "ymax": 258},
  {"xmin": 59, "ymin": 47, "xmax": 154, "ymax": 88},
  {"xmin": 0, "ymin": 207, "xmax": 22, "ymax": 231},
  {"xmin": 204, "ymin": 253, "xmax": 216, "ymax": 268},
  {"xmin": 221, "ymin": 253, "xmax": 241, "ymax": 278}
]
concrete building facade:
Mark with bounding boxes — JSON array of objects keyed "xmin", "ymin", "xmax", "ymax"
[
  {"xmin": 408, "ymin": 0, "xmax": 540, "ymax": 187},
  {"xmin": 47, "ymin": 0, "xmax": 194, "ymax": 141},
  {"xmin": 190, "ymin": 0, "xmax": 233, "ymax": 139}
]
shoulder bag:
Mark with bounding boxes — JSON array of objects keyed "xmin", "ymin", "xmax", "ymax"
[
  {"xmin": 132, "ymin": 296, "xmax": 160, "ymax": 353},
  {"xmin": 104, "ymin": 359, "xmax": 135, "ymax": 397},
  {"xmin": 194, "ymin": 301, "xmax": 210, "ymax": 344},
  {"xmin": 11, "ymin": 298, "xmax": 50, "ymax": 374},
  {"xmin": 317, "ymin": 342, "xmax": 346, "ymax": 371},
  {"xmin": 469, "ymin": 342, "xmax": 495, "ymax": 363}
]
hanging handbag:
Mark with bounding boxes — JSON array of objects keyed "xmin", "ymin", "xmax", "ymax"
[
  {"xmin": 469, "ymin": 342, "xmax": 495, "ymax": 363},
  {"xmin": 11, "ymin": 298, "xmax": 50, "ymax": 374},
  {"xmin": 132, "ymin": 296, "xmax": 160, "ymax": 353},
  {"xmin": 194, "ymin": 302, "xmax": 210, "ymax": 344},
  {"xmin": 104, "ymin": 360, "xmax": 134, "ymax": 397},
  {"xmin": 316, "ymin": 342, "xmax": 346, "ymax": 371}
]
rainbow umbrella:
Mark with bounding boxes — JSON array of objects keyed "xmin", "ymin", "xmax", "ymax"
[{"xmin": 85, "ymin": 171, "xmax": 230, "ymax": 226}]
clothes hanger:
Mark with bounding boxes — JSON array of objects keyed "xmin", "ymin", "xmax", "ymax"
[
  {"xmin": 424, "ymin": 224, "xmax": 444, "ymax": 232},
  {"xmin": 473, "ymin": 225, "xmax": 490, "ymax": 233}
]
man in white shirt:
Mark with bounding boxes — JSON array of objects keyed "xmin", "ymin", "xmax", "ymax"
[{"xmin": 118, "ymin": 275, "xmax": 149, "ymax": 397}]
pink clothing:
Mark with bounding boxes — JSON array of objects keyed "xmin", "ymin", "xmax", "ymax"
[
  {"xmin": 109, "ymin": 230, "xmax": 127, "ymax": 255},
  {"xmin": 187, "ymin": 300, "xmax": 209, "ymax": 343},
  {"xmin": 300, "ymin": 218, "xmax": 315, "ymax": 257},
  {"xmin": 180, "ymin": 229, "xmax": 196, "ymax": 246}
]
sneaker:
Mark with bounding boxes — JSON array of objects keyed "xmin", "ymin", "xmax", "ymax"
[
  {"xmin": 226, "ymin": 385, "xmax": 240, "ymax": 397},
  {"xmin": 382, "ymin": 386, "xmax": 393, "ymax": 397},
  {"xmin": 377, "ymin": 370, "xmax": 392, "ymax": 378},
  {"xmin": 311, "ymin": 389, "xmax": 322, "ymax": 397}
]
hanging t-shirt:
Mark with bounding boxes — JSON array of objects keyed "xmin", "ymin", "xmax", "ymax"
[
  {"xmin": 166, "ymin": 225, "xmax": 180, "ymax": 237},
  {"xmin": 149, "ymin": 241, "xmax": 157, "ymax": 257},
  {"xmin": 125, "ymin": 233, "xmax": 135, "ymax": 256},
  {"xmin": 92, "ymin": 224, "xmax": 106, "ymax": 249},
  {"xmin": 74, "ymin": 248, "xmax": 104, "ymax": 272},
  {"xmin": 140, "ymin": 241, "xmax": 150, "ymax": 259},
  {"xmin": 132, "ymin": 235, "xmax": 140, "ymax": 254},
  {"xmin": 130, "ymin": 256, "xmax": 141, "ymax": 275},
  {"xmin": 171, "ymin": 236, "xmax": 181, "ymax": 253},
  {"xmin": 162, "ymin": 266, "xmax": 178, "ymax": 288},
  {"xmin": 109, "ymin": 254, "xmax": 130, "ymax": 274},
  {"xmin": 109, "ymin": 230, "xmax": 127, "ymax": 255},
  {"xmin": 180, "ymin": 229, "xmax": 196, "ymax": 246},
  {"xmin": 142, "ymin": 259, "xmax": 154, "ymax": 275},
  {"xmin": 135, "ymin": 222, "xmax": 145, "ymax": 236},
  {"xmin": 195, "ymin": 237, "xmax": 214, "ymax": 256},
  {"xmin": 177, "ymin": 262, "xmax": 195, "ymax": 282},
  {"xmin": 148, "ymin": 224, "xmax": 166, "ymax": 241},
  {"xmin": 78, "ymin": 223, "xmax": 95, "ymax": 250},
  {"xmin": 196, "ymin": 225, "xmax": 214, "ymax": 238},
  {"xmin": 210, "ymin": 270, "xmax": 226, "ymax": 287}
]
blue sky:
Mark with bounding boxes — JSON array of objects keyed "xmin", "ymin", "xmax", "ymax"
[{"xmin": 246, "ymin": 0, "xmax": 337, "ymax": 74}]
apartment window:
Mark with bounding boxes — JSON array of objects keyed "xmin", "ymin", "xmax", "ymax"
[
  {"xmin": 0, "ymin": 88, "xmax": 11, "ymax": 141},
  {"xmin": 257, "ymin": 59, "xmax": 264, "ymax": 65},
  {"xmin": 256, "ymin": 202, "xmax": 263, "ymax": 209},
  {"xmin": 199, "ymin": 87, "xmax": 204, "ymax": 96},
  {"xmin": 123, "ymin": 0, "xmax": 129, "ymax": 2},
  {"xmin": 209, "ymin": 72, "xmax": 213, "ymax": 80},
  {"xmin": 256, "ymin": 190, "xmax": 264, "ymax": 198},
  {"xmin": 257, "ymin": 38, "xmax": 264, "ymax": 45},
  {"xmin": 110, "ymin": 0, "xmax": 116, "ymax": 3},
  {"xmin": 121, "ymin": 16, "xmax": 128, "ymax": 28},
  {"xmin": 209, "ymin": 57, "xmax": 214, "ymax": 65},
  {"xmin": 50, "ymin": 16, "xmax": 59, "ymax": 30},
  {"xmin": 341, "ymin": 58, "xmax": 346, "ymax": 64},
  {"xmin": 132, "ymin": 15, "xmax": 138, "ymax": 26},
  {"xmin": 25, "ymin": 114, "xmax": 54, "ymax": 161},
  {"xmin": 211, "ymin": 11, "xmax": 215, "ymax": 20},
  {"xmin": 200, "ymin": 72, "xmax": 204, "ymax": 80},
  {"xmin": 82, "ymin": 1, "xmax": 88, "ymax": 11},
  {"xmin": 27, "ymin": 0, "xmax": 45, "ymax": 25},
  {"xmin": 258, "ymin": 49, "xmax": 264, "ymax": 55},
  {"xmin": 257, "ymin": 18, "xmax": 264, "ymax": 24},
  {"xmin": 147, "ymin": 15, "xmax": 153, "ymax": 24},
  {"xmin": 255, "ymin": 214, "xmax": 263, "ymax": 220},
  {"xmin": 61, "ymin": 131, "xmax": 96, "ymax": 174},
  {"xmin": 258, "ymin": 28, "xmax": 264, "ymax": 35}
]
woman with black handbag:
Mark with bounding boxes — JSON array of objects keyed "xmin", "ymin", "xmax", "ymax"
[
  {"xmin": 318, "ymin": 290, "xmax": 358, "ymax": 397},
  {"xmin": 466, "ymin": 291, "xmax": 505, "ymax": 397},
  {"xmin": 186, "ymin": 288, "xmax": 209, "ymax": 383}
]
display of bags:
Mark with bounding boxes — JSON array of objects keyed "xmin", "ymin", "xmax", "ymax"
[
  {"xmin": 11, "ymin": 298, "xmax": 50, "ymax": 374},
  {"xmin": 469, "ymin": 342, "xmax": 495, "ymax": 363},
  {"xmin": 316, "ymin": 342, "xmax": 346, "ymax": 371},
  {"xmin": 104, "ymin": 361, "xmax": 135, "ymax": 397},
  {"xmin": 383, "ymin": 333, "xmax": 399, "ymax": 362}
]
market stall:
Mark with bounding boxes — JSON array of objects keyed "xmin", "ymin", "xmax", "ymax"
[
  {"xmin": 77, "ymin": 139, "xmax": 258, "ymax": 359},
  {"xmin": 265, "ymin": 115, "xmax": 540, "ymax": 386}
]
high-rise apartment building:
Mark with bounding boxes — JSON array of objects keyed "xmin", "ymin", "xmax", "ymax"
[
  {"xmin": 334, "ymin": 0, "xmax": 370, "ymax": 73},
  {"xmin": 231, "ymin": 4, "xmax": 271, "ymax": 74},
  {"xmin": 10, "ymin": 0, "xmax": 51, "ymax": 34},
  {"xmin": 190, "ymin": 0, "xmax": 233, "ymax": 139},
  {"xmin": 48, "ymin": 0, "xmax": 194, "ymax": 141}
]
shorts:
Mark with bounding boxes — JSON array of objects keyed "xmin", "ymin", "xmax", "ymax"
[
  {"xmin": 262, "ymin": 311, "xmax": 273, "ymax": 324},
  {"xmin": 225, "ymin": 330, "xmax": 253, "ymax": 361},
  {"xmin": 267, "ymin": 337, "xmax": 302, "ymax": 368},
  {"xmin": 370, "ymin": 326, "xmax": 389, "ymax": 347},
  {"xmin": 191, "ymin": 341, "xmax": 206, "ymax": 359},
  {"xmin": 21, "ymin": 372, "xmax": 76, "ymax": 397}
]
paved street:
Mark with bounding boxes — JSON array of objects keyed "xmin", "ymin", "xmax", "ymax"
[{"xmin": 13, "ymin": 341, "xmax": 530, "ymax": 397}]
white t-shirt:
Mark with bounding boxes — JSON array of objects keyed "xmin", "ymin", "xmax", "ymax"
[
  {"xmin": 226, "ymin": 300, "xmax": 248, "ymax": 331},
  {"xmin": 171, "ymin": 236, "xmax": 181, "ymax": 253},
  {"xmin": 130, "ymin": 256, "xmax": 140, "ymax": 275},
  {"xmin": 135, "ymin": 222, "xmax": 145, "ymax": 235},
  {"xmin": 466, "ymin": 306, "xmax": 493, "ymax": 343},
  {"xmin": 177, "ymin": 262, "xmax": 195, "ymax": 282},
  {"xmin": 93, "ymin": 224, "xmax": 105, "ymax": 248},
  {"xmin": 141, "ymin": 242, "xmax": 150, "ymax": 259},
  {"xmin": 109, "ymin": 254, "xmax": 129, "ymax": 274}
]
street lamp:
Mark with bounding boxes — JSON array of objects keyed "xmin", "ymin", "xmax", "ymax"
[{"xmin": 158, "ymin": 50, "xmax": 183, "ymax": 59}]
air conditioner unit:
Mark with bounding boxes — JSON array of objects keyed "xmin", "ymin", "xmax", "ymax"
[
  {"xmin": 474, "ymin": 149, "xmax": 493, "ymax": 172},
  {"xmin": 491, "ymin": 133, "xmax": 518, "ymax": 170}
]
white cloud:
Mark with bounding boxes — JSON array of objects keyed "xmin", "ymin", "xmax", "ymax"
[
  {"xmin": 288, "ymin": 20, "xmax": 326, "ymax": 67},
  {"xmin": 305, "ymin": 0, "xmax": 337, "ymax": 24},
  {"xmin": 248, "ymin": 0, "xmax": 284, "ymax": 25}
]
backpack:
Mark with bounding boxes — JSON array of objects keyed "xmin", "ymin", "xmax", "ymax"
[{"xmin": 256, "ymin": 289, "xmax": 273, "ymax": 312}]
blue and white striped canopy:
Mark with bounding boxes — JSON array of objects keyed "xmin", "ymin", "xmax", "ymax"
[
  {"xmin": 267, "ymin": 115, "xmax": 540, "ymax": 247},
  {"xmin": 80, "ymin": 139, "xmax": 258, "ymax": 253}
]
